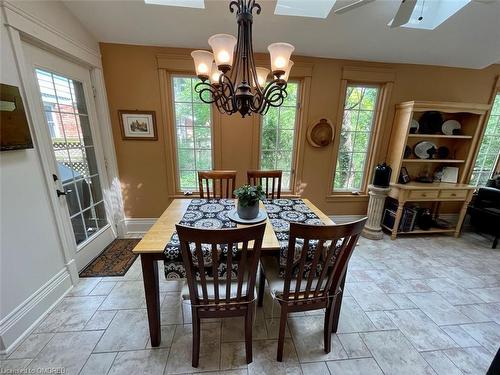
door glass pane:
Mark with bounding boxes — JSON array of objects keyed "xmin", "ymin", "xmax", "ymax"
[
  {"xmin": 63, "ymin": 183, "xmax": 80, "ymax": 216},
  {"xmin": 35, "ymin": 68, "xmax": 107, "ymax": 246},
  {"xmin": 71, "ymin": 214, "xmax": 86, "ymax": 245}
]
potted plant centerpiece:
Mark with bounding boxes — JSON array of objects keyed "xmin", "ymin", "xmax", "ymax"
[{"xmin": 234, "ymin": 185, "xmax": 266, "ymax": 220}]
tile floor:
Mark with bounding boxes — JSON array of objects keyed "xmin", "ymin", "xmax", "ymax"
[{"xmin": 1, "ymin": 232, "xmax": 500, "ymax": 374}]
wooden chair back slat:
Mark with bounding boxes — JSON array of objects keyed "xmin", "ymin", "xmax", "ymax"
[
  {"xmin": 176, "ymin": 223, "xmax": 265, "ymax": 308},
  {"xmin": 305, "ymin": 239, "xmax": 324, "ymax": 298},
  {"xmin": 313, "ymin": 240, "xmax": 336, "ymax": 298},
  {"xmin": 198, "ymin": 170, "xmax": 237, "ymax": 199},
  {"xmin": 236, "ymin": 241, "xmax": 249, "ymax": 301},
  {"xmin": 281, "ymin": 218, "xmax": 367, "ymax": 302},
  {"xmin": 247, "ymin": 170, "xmax": 282, "ymax": 199},
  {"xmin": 293, "ymin": 240, "xmax": 309, "ymax": 299},
  {"xmin": 226, "ymin": 241, "xmax": 233, "ymax": 304},
  {"xmin": 211, "ymin": 243, "xmax": 219, "ymax": 302}
]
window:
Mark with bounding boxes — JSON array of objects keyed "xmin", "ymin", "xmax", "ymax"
[
  {"xmin": 470, "ymin": 93, "xmax": 500, "ymax": 186},
  {"xmin": 260, "ymin": 82, "xmax": 299, "ymax": 190},
  {"xmin": 172, "ymin": 76, "xmax": 213, "ymax": 191},
  {"xmin": 333, "ymin": 84, "xmax": 380, "ymax": 192}
]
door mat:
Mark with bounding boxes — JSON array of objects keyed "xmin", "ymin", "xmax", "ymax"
[{"xmin": 79, "ymin": 239, "xmax": 140, "ymax": 277}]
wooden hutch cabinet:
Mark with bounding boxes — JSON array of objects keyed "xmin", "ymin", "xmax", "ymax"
[{"xmin": 384, "ymin": 101, "xmax": 490, "ymax": 239}]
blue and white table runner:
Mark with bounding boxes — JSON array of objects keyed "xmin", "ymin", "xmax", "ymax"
[{"xmin": 163, "ymin": 198, "xmax": 323, "ymax": 279}]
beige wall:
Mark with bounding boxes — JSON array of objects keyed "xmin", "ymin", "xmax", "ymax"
[{"xmin": 100, "ymin": 42, "xmax": 500, "ymax": 218}]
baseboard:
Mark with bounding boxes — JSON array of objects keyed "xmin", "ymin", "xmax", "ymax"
[
  {"xmin": 331, "ymin": 215, "xmax": 365, "ymax": 224},
  {"xmin": 122, "ymin": 214, "xmax": 462, "ymax": 236},
  {"xmin": 122, "ymin": 218, "xmax": 157, "ymax": 238},
  {"xmin": 0, "ymin": 268, "xmax": 72, "ymax": 355}
]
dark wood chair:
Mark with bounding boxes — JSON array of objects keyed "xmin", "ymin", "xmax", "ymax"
[
  {"xmin": 247, "ymin": 170, "xmax": 282, "ymax": 199},
  {"xmin": 259, "ymin": 218, "xmax": 367, "ymax": 361},
  {"xmin": 198, "ymin": 170, "xmax": 237, "ymax": 199},
  {"xmin": 176, "ymin": 223, "xmax": 266, "ymax": 367}
]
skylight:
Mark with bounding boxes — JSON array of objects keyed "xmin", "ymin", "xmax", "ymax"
[
  {"xmin": 275, "ymin": 0, "xmax": 337, "ymax": 19},
  {"xmin": 391, "ymin": 0, "xmax": 471, "ymax": 30},
  {"xmin": 144, "ymin": 0, "xmax": 205, "ymax": 9}
]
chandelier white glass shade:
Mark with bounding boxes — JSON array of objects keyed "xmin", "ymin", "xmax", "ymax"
[{"xmin": 191, "ymin": 0, "xmax": 295, "ymax": 117}]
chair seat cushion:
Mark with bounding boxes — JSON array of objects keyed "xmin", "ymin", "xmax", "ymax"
[
  {"xmin": 261, "ymin": 256, "xmax": 325, "ymax": 296},
  {"xmin": 181, "ymin": 280, "xmax": 251, "ymax": 301}
]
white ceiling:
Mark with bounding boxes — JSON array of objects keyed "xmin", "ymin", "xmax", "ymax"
[{"xmin": 62, "ymin": 0, "xmax": 500, "ymax": 69}]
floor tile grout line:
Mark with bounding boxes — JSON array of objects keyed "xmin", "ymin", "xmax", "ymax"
[
  {"xmin": 356, "ymin": 332, "xmax": 387, "ymax": 375},
  {"xmin": 6, "ymin": 332, "xmax": 56, "ymax": 361}
]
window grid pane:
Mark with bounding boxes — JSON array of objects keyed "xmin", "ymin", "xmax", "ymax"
[
  {"xmin": 260, "ymin": 82, "xmax": 299, "ymax": 190},
  {"xmin": 172, "ymin": 76, "xmax": 212, "ymax": 191},
  {"xmin": 470, "ymin": 93, "xmax": 500, "ymax": 186},
  {"xmin": 334, "ymin": 85, "xmax": 380, "ymax": 192}
]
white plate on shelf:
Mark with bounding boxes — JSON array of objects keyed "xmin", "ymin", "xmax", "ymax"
[
  {"xmin": 228, "ymin": 209, "xmax": 267, "ymax": 224},
  {"xmin": 442, "ymin": 119, "xmax": 461, "ymax": 135},
  {"xmin": 409, "ymin": 119, "xmax": 419, "ymax": 134}
]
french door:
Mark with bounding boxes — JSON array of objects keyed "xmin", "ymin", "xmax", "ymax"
[{"xmin": 23, "ymin": 43, "xmax": 115, "ymax": 271}]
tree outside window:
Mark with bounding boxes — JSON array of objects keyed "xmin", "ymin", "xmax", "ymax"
[
  {"xmin": 260, "ymin": 82, "xmax": 299, "ymax": 190},
  {"xmin": 470, "ymin": 93, "xmax": 500, "ymax": 186},
  {"xmin": 333, "ymin": 85, "xmax": 380, "ymax": 192},
  {"xmin": 172, "ymin": 76, "xmax": 212, "ymax": 191}
]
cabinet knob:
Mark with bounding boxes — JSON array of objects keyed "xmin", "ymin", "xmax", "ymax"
[
  {"xmin": 451, "ymin": 193, "xmax": 456, "ymax": 196},
  {"xmin": 422, "ymin": 193, "xmax": 426, "ymax": 197}
]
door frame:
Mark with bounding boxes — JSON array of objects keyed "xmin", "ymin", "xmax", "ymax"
[
  {"xmin": 24, "ymin": 42, "xmax": 117, "ymax": 270},
  {"xmin": 6, "ymin": 26, "xmax": 124, "ymax": 281}
]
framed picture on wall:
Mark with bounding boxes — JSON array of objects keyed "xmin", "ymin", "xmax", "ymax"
[{"xmin": 118, "ymin": 110, "xmax": 157, "ymax": 140}]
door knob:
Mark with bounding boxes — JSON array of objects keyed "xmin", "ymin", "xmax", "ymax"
[{"xmin": 56, "ymin": 189, "xmax": 72, "ymax": 197}]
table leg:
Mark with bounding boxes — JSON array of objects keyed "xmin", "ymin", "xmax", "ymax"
[
  {"xmin": 332, "ymin": 273, "xmax": 346, "ymax": 333},
  {"xmin": 455, "ymin": 193, "xmax": 473, "ymax": 238},
  {"xmin": 391, "ymin": 202, "xmax": 405, "ymax": 240},
  {"xmin": 257, "ymin": 264, "xmax": 265, "ymax": 307},
  {"xmin": 141, "ymin": 253, "xmax": 161, "ymax": 347}
]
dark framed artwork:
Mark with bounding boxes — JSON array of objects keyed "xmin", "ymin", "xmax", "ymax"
[
  {"xmin": 1, "ymin": 83, "xmax": 34, "ymax": 151},
  {"xmin": 118, "ymin": 110, "xmax": 157, "ymax": 141}
]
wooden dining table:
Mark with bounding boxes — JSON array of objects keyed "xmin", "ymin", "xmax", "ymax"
[{"xmin": 133, "ymin": 198, "xmax": 334, "ymax": 347}]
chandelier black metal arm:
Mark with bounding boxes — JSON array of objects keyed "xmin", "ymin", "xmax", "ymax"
[{"xmin": 193, "ymin": 0, "xmax": 290, "ymax": 118}]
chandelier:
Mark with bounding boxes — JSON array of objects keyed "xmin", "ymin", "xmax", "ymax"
[{"xmin": 191, "ymin": 0, "xmax": 295, "ymax": 118}]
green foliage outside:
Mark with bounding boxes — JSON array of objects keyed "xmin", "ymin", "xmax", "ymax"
[
  {"xmin": 334, "ymin": 86, "xmax": 379, "ymax": 191},
  {"xmin": 173, "ymin": 76, "xmax": 212, "ymax": 191},
  {"xmin": 172, "ymin": 78, "xmax": 300, "ymax": 192},
  {"xmin": 470, "ymin": 94, "xmax": 500, "ymax": 186},
  {"xmin": 260, "ymin": 82, "xmax": 299, "ymax": 189}
]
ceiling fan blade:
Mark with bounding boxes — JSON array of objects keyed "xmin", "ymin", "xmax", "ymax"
[
  {"xmin": 334, "ymin": 0, "xmax": 375, "ymax": 14},
  {"xmin": 389, "ymin": 0, "xmax": 417, "ymax": 28}
]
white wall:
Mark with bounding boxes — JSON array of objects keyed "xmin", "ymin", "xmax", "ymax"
[{"xmin": 0, "ymin": 1, "xmax": 101, "ymax": 353}]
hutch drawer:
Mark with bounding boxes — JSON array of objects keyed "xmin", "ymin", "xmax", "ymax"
[
  {"xmin": 408, "ymin": 190, "xmax": 439, "ymax": 200},
  {"xmin": 439, "ymin": 189, "xmax": 468, "ymax": 199}
]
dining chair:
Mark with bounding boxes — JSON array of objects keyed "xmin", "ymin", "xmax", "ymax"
[
  {"xmin": 198, "ymin": 170, "xmax": 237, "ymax": 199},
  {"xmin": 259, "ymin": 218, "xmax": 367, "ymax": 361},
  {"xmin": 176, "ymin": 223, "xmax": 266, "ymax": 367},
  {"xmin": 247, "ymin": 170, "xmax": 282, "ymax": 199}
]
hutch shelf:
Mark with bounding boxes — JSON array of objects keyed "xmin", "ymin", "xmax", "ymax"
[{"xmin": 385, "ymin": 101, "xmax": 490, "ymax": 240}]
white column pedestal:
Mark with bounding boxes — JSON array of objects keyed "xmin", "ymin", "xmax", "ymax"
[{"xmin": 361, "ymin": 184, "xmax": 391, "ymax": 240}]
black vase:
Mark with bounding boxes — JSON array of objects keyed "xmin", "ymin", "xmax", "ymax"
[
  {"xmin": 373, "ymin": 163, "xmax": 392, "ymax": 187},
  {"xmin": 417, "ymin": 208, "xmax": 433, "ymax": 230}
]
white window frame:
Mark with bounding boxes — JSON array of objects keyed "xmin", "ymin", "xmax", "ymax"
[
  {"xmin": 332, "ymin": 83, "xmax": 382, "ymax": 193},
  {"xmin": 171, "ymin": 74, "xmax": 214, "ymax": 193}
]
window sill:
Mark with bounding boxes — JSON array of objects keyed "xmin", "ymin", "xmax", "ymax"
[{"xmin": 325, "ymin": 194, "xmax": 369, "ymax": 202}]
